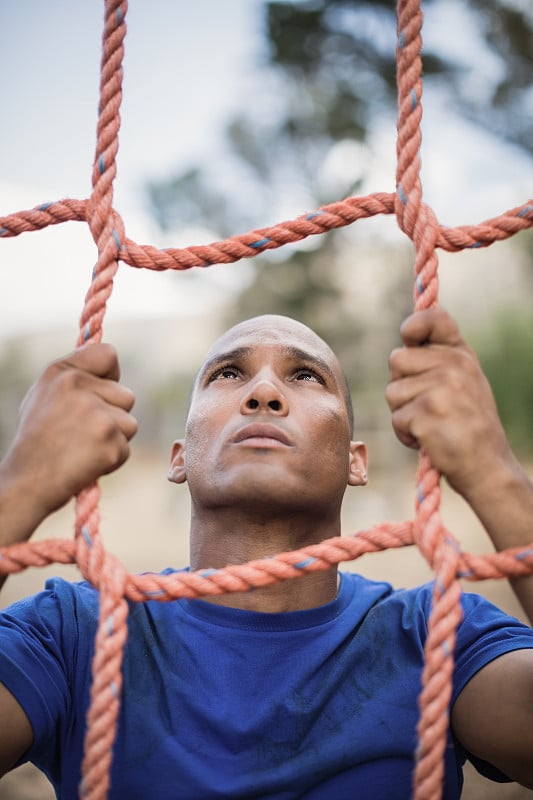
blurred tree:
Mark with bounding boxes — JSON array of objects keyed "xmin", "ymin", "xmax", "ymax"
[
  {"xmin": 149, "ymin": 0, "xmax": 532, "ymax": 232},
  {"xmin": 466, "ymin": 0, "xmax": 532, "ymax": 156},
  {"xmin": 146, "ymin": 0, "xmax": 532, "ymax": 441},
  {"xmin": 475, "ymin": 303, "xmax": 533, "ymax": 456}
]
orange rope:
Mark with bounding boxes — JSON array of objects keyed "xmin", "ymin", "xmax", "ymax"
[
  {"xmin": 0, "ymin": 1, "xmax": 532, "ymax": 798},
  {"xmin": 2, "ymin": 194, "xmax": 532, "ymax": 263}
]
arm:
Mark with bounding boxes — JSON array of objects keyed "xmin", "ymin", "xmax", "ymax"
[
  {"xmin": 452, "ymin": 650, "xmax": 533, "ymax": 789},
  {"xmin": 0, "ymin": 343, "xmax": 137, "ymax": 773},
  {"xmin": 386, "ymin": 307, "xmax": 533, "ymax": 785},
  {"xmin": 0, "ymin": 684, "xmax": 33, "ymax": 776}
]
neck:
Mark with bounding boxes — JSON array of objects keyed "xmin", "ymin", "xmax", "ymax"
[{"xmin": 189, "ymin": 507, "xmax": 340, "ymax": 613}]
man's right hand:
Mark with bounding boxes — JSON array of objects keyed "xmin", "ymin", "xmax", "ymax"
[{"xmin": 0, "ymin": 343, "xmax": 137, "ymax": 549}]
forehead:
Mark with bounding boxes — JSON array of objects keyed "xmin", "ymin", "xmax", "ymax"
[{"xmin": 203, "ymin": 315, "xmax": 339, "ymax": 369}]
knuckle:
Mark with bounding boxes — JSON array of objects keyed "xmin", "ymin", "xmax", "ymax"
[
  {"xmin": 103, "ymin": 440, "xmax": 130, "ymax": 474},
  {"xmin": 125, "ymin": 414, "xmax": 138, "ymax": 439},
  {"xmin": 99, "ymin": 342, "xmax": 120, "ymax": 369},
  {"xmin": 53, "ymin": 366, "xmax": 86, "ymax": 393},
  {"xmin": 418, "ymin": 391, "xmax": 443, "ymax": 419},
  {"xmin": 435, "ymin": 367, "xmax": 462, "ymax": 396},
  {"xmin": 72, "ymin": 342, "xmax": 120, "ymax": 378},
  {"xmin": 41, "ymin": 360, "xmax": 66, "ymax": 386},
  {"xmin": 96, "ymin": 413, "xmax": 120, "ymax": 444},
  {"xmin": 384, "ymin": 382, "xmax": 399, "ymax": 410},
  {"xmin": 388, "ymin": 347, "xmax": 403, "ymax": 368},
  {"xmin": 391, "ymin": 413, "xmax": 417, "ymax": 450},
  {"xmin": 390, "ymin": 408, "xmax": 407, "ymax": 435},
  {"xmin": 93, "ymin": 416, "xmax": 130, "ymax": 472},
  {"xmin": 121, "ymin": 387, "xmax": 136, "ymax": 411}
]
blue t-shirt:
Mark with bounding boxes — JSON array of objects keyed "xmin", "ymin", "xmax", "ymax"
[{"xmin": 0, "ymin": 570, "xmax": 532, "ymax": 799}]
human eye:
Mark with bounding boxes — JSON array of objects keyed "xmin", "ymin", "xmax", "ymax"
[
  {"xmin": 209, "ymin": 364, "xmax": 241, "ymax": 381},
  {"xmin": 294, "ymin": 367, "xmax": 324, "ymax": 384}
]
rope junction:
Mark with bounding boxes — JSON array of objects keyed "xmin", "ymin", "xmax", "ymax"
[{"xmin": 1, "ymin": 1, "xmax": 532, "ymax": 798}]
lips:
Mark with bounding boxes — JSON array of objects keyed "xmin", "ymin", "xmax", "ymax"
[{"xmin": 232, "ymin": 423, "xmax": 293, "ymax": 447}]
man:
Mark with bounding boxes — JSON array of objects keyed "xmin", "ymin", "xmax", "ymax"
[{"xmin": 0, "ymin": 307, "xmax": 532, "ymax": 798}]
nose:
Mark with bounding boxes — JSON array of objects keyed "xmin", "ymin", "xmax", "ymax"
[{"xmin": 240, "ymin": 377, "xmax": 289, "ymax": 416}]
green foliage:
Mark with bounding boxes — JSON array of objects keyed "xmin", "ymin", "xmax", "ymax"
[{"xmin": 475, "ymin": 309, "xmax": 533, "ymax": 456}]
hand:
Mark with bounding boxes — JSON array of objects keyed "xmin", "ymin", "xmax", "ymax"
[
  {"xmin": 0, "ymin": 343, "xmax": 137, "ymax": 528},
  {"xmin": 385, "ymin": 307, "xmax": 513, "ymax": 498}
]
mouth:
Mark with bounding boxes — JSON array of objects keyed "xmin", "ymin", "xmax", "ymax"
[{"xmin": 232, "ymin": 423, "xmax": 293, "ymax": 448}]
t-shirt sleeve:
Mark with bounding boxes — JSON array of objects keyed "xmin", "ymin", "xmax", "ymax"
[
  {"xmin": 453, "ymin": 590, "xmax": 533, "ymax": 704},
  {"xmin": 0, "ymin": 578, "xmax": 95, "ymax": 762},
  {"xmin": 452, "ymin": 589, "xmax": 533, "ymax": 782}
]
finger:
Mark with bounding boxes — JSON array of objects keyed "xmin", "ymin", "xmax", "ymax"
[
  {"xmin": 111, "ymin": 406, "xmax": 138, "ymax": 441},
  {"xmin": 90, "ymin": 378, "xmax": 136, "ymax": 413},
  {"xmin": 389, "ymin": 402, "xmax": 421, "ymax": 451},
  {"xmin": 86, "ymin": 406, "xmax": 138, "ymax": 476},
  {"xmin": 98, "ymin": 431, "xmax": 133, "ymax": 476},
  {"xmin": 385, "ymin": 373, "xmax": 430, "ymax": 412},
  {"xmin": 58, "ymin": 343, "xmax": 121, "ymax": 382},
  {"xmin": 388, "ymin": 346, "xmax": 409, "ymax": 382},
  {"xmin": 389, "ymin": 333, "xmax": 474, "ymax": 383},
  {"xmin": 98, "ymin": 431, "xmax": 135, "ymax": 475},
  {"xmin": 399, "ymin": 308, "xmax": 464, "ymax": 349},
  {"xmin": 42, "ymin": 365, "xmax": 136, "ymax": 413},
  {"xmin": 388, "ymin": 345, "xmax": 450, "ymax": 382}
]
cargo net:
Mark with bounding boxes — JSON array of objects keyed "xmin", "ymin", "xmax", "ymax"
[{"xmin": 1, "ymin": 1, "xmax": 532, "ymax": 798}]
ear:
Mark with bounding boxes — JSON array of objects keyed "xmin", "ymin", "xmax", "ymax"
[
  {"xmin": 347, "ymin": 441, "xmax": 368, "ymax": 487},
  {"xmin": 168, "ymin": 439, "xmax": 187, "ymax": 484}
]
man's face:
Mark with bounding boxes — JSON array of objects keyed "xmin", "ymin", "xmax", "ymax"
[{"xmin": 169, "ymin": 315, "xmax": 366, "ymax": 516}]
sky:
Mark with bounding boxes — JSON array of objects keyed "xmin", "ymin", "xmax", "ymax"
[
  {"xmin": 0, "ymin": 0, "xmax": 531, "ymax": 341},
  {"xmin": 0, "ymin": 0, "xmax": 264, "ymax": 339}
]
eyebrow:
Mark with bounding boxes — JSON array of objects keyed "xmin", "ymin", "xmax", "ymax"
[
  {"xmin": 198, "ymin": 344, "xmax": 337, "ymax": 384},
  {"xmin": 282, "ymin": 345, "xmax": 336, "ymax": 381},
  {"xmin": 198, "ymin": 347, "xmax": 252, "ymax": 383}
]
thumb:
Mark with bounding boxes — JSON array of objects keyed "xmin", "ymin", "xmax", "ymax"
[{"xmin": 400, "ymin": 308, "xmax": 464, "ymax": 348}]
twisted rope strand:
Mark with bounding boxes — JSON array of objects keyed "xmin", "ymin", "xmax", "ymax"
[
  {"xmin": 395, "ymin": 0, "xmax": 424, "ymax": 241},
  {"xmin": 393, "ymin": 3, "xmax": 462, "ymax": 795},
  {"xmin": 1, "ymin": 195, "xmax": 531, "ymax": 266},
  {"xmin": 73, "ymin": 3, "xmax": 129, "ymax": 798},
  {"xmin": 0, "ymin": 1, "xmax": 532, "ymax": 798},
  {"xmin": 2, "ymin": 527, "xmax": 533, "ymax": 602}
]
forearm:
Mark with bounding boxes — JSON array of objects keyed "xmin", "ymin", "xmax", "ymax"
[
  {"xmin": 0, "ymin": 459, "xmax": 51, "ymax": 592},
  {"xmin": 460, "ymin": 454, "xmax": 533, "ymax": 626}
]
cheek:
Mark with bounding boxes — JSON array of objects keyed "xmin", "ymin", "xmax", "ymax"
[
  {"xmin": 185, "ymin": 401, "xmax": 230, "ymax": 468},
  {"xmin": 301, "ymin": 405, "xmax": 351, "ymax": 479},
  {"xmin": 309, "ymin": 401, "xmax": 351, "ymax": 447}
]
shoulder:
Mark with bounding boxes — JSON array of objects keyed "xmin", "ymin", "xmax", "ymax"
[
  {"xmin": 339, "ymin": 572, "xmax": 432, "ymax": 629},
  {"xmin": 1, "ymin": 576, "xmax": 98, "ymax": 627},
  {"xmin": 370, "ymin": 580, "xmax": 533, "ymax": 697},
  {"xmin": 0, "ymin": 575, "xmax": 111, "ymax": 658},
  {"xmin": 341, "ymin": 574, "xmax": 533, "ymax": 671},
  {"xmin": 452, "ymin": 590, "xmax": 533, "ymax": 704}
]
